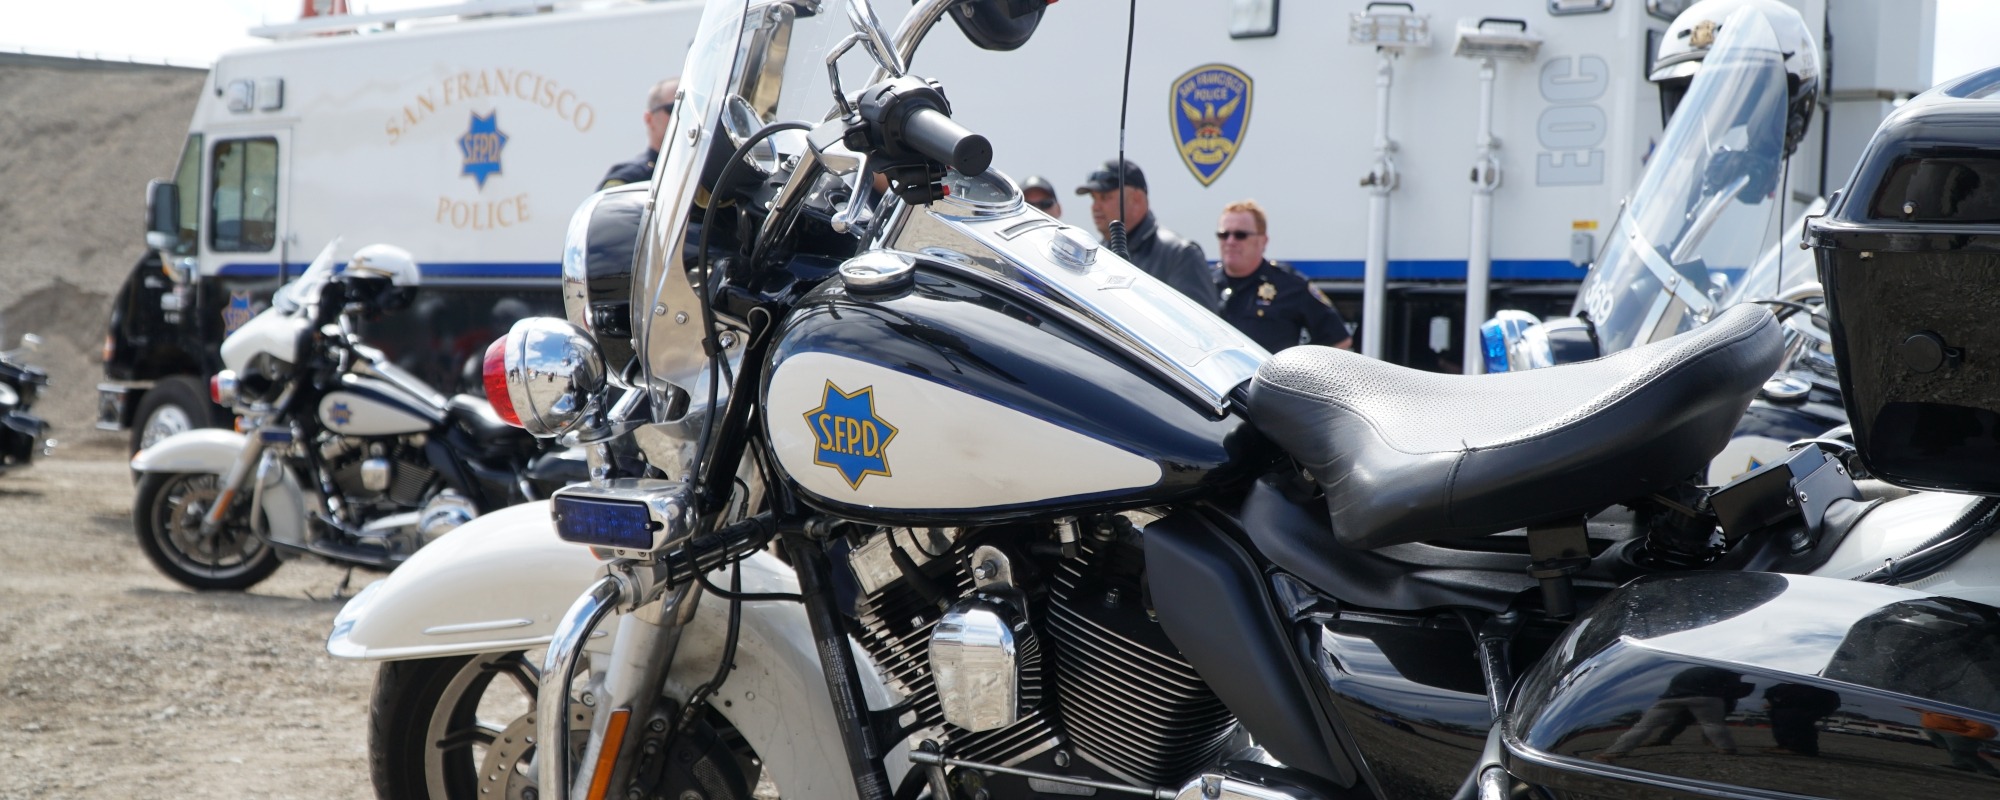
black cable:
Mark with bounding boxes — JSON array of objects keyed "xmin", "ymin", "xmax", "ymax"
[
  {"xmin": 680, "ymin": 560, "xmax": 747, "ymax": 738},
  {"xmin": 689, "ymin": 121, "xmax": 812, "ymax": 531},
  {"xmin": 1107, "ymin": 0, "xmax": 1137, "ymax": 260},
  {"xmin": 695, "ymin": 567, "xmax": 805, "ymax": 603},
  {"xmin": 1855, "ymin": 497, "xmax": 2000, "ymax": 584}
]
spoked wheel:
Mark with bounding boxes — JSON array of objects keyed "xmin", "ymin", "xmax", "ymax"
[
  {"xmin": 371, "ymin": 650, "xmax": 759, "ymax": 800},
  {"xmin": 133, "ymin": 471, "xmax": 280, "ymax": 591}
]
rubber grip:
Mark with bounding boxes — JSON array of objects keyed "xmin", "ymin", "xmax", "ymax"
[{"xmin": 902, "ymin": 106, "xmax": 992, "ymax": 177}]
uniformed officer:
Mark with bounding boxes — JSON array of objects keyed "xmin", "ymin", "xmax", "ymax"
[
  {"xmin": 1022, "ymin": 175, "xmax": 1062, "ymax": 219},
  {"xmin": 1215, "ymin": 200, "xmax": 1352, "ymax": 352},
  {"xmin": 597, "ymin": 77, "xmax": 678, "ymax": 190}
]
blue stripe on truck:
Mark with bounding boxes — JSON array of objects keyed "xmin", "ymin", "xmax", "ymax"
[
  {"xmin": 1286, "ymin": 259, "xmax": 1586, "ymax": 282},
  {"xmin": 216, "ymin": 262, "xmax": 563, "ymax": 278}
]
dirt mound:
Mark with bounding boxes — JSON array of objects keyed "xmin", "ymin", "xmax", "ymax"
[{"xmin": 0, "ymin": 56, "xmax": 205, "ymax": 444}]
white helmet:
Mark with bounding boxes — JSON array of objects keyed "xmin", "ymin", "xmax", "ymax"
[
  {"xmin": 339, "ymin": 243, "xmax": 421, "ymax": 315},
  {"xmin": 1652, "ymin": 0, "xmax": 1822, "ymax": 156},
  {"xmin": 343, "ymin": 243, "xmax": 421, "ymax": 286}
]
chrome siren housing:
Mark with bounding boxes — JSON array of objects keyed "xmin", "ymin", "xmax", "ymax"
[{"xmin": 497, "ymin": 317, "xmax": 607, "ymax": 437}]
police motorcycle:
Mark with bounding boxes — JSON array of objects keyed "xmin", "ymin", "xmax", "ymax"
[
  {"xmin": 131, "ymin": 243, "xmax": 583, "ymax": 591},
  {"xmin": 0, "ymin": 332, "xmax": 53, "ymax": 475},
  {"xmin": 1481, "ymin": 0, "xmax": 1844, "ymax": 485},
  {"xmin": 327, "ymin": 3, "xmax": 2000, "ymax": 800}
]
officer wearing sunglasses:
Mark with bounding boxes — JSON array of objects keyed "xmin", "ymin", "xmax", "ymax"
[
  {"xmin": 599, "ymin": 77, "xmax": 679, "ymax": 190},
  {"xmin": 1216, "ymin": 199, "xmax": 1351, "ymax": 352}
]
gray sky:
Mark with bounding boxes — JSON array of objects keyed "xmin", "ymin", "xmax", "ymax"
[{"xmin": 2, "ymin": 0, "xmax": 1995, "ymax": 80}]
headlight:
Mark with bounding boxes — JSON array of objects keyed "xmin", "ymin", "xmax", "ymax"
[{"xmin": 561, "ymin": 183, "xmax": 649, "ymax": 380}]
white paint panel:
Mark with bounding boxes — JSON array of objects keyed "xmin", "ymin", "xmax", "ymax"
[
  {"xmin": 766, "ymin": 352, "xmax": 1161, "ymax": 510},
  {"xmin": 320, "ymin": 387, "xmax": 432, "ymax": 435}
]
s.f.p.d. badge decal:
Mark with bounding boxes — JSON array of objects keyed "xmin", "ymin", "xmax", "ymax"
[
  {"xmin": 804, "ymin": 382, "xmax": 898, "ymax": 489},
  {"xmin": 1171, "ymin": 64, "xmax": 1253, "ymax": 186}
]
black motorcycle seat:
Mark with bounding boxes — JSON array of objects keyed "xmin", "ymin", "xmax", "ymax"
[
  {"xmin": 1243, "ymin": 304, "xmax": 1782, "ymax": 550},
  {"xmin": 447, "ymin": 394, "xmax": 534, "ymax": 451}
]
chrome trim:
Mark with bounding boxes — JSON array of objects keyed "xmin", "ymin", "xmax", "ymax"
[
  {"xmin": 839, "ymin": 250, "xmax": 917, "ymax": 292},
  {"xmin": 880, "ymin": 0, "xmax": 957, "ymax": 82},
  {"xmin": 421, "ymin": 618, "xmax": 534, "ymax": 636},
  {"xmin": 500, "ymin": 317, "xmax": 606, "ymax": 438},
  {"xmin": 537, "ymin": 574, "xmax": 627, "ymax": 800},
  {"xmin": 907, "ymin": 750, "xmax": 1171, "ymax": 799},
  {"xmin": 929, "ymin": 594, "xmax": 1038, "ymax": 732}
]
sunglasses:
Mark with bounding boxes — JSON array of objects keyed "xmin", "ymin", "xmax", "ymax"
[
  {"xmin": 1216, "ymin": 230, "xmax": 1258, "ymax": 241},
  {"xmin": 1027, "ymin": 196, "xmax": 1057, "ymax": 211}
]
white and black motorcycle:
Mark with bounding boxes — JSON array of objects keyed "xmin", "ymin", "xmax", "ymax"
[
  {"xmin": 132, "ymin": 244, "xmax": 583, "ymax": 591},
  {"xmin": 331, "ymin": 4, "xmax": 2000, "ymax": 800}
]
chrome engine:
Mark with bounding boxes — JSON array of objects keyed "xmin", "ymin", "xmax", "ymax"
[{"xmin": 848, "ymin": 521, "xmax": 1239, "ymax": 794}]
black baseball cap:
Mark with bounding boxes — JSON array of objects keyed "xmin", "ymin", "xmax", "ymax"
[
  {"xmin": 1075, "ymin": 159, "xmax": 1147, "ymax": 195},
  {"xmin": 1022, "ymin": 175, "xmax": 1057, "ymax": 196}
]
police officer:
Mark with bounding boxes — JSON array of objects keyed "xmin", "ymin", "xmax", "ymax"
[
  {"xmin": 1076, "ymin": 159, "xmax": 1218, "ymax": 311},
  {"xmin": 598, "ymin": 77, "xmax": 678, "ymax": 190},
  {"xmin": 1022, "ymin": 175, "xmax": 1062, "ymax": 219},
  {"xmin": 1216, "ymin": 200, "xmax": 1351, "ymax": 352}
]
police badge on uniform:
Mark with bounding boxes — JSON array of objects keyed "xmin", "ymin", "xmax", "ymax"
[{"xmin": 1170, "ymin": 64, "xmax": 1253, "ymax": 186}]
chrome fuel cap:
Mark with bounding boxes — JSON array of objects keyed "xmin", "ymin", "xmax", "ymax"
[{"xmin": 839, "ymin": 251, "xmax": 917, "ymax": 293}]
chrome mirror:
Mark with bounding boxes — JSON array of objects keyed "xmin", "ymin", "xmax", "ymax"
[
  {"xmin": 845, "ymin": 0, "xmax": 906, "ymax": 79},
  {"xmin": 490, "ymin": 317, "xmax": 607, "ymax": 438}
]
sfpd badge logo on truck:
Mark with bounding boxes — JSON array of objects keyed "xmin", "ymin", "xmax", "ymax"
[
  {"xmin": 458, "ymin": 111, "xmax": 509, "ymax": 189},
  {"xmin": 805, "ymin": 381, "xmax": 898, "ymax": 489},
  {"xmin": 1170, "ymin": 64, "xmax": 1253, "ymax": 186}
]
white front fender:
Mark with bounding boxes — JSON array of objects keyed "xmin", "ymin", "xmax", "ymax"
[
  {"xmin": 327, "ymin": 501, "xmax": 609, "ymax": 661},
  {"xmin": 327, "ymin": 500, "xmax": 903, "ymax": 798},
  {"xmin": 131, "ymin": 428, "xmax": 309, "ymax": 553}
]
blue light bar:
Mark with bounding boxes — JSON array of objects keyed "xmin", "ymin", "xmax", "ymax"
[{"xmin": 553, "ymin": 495, "xmax": 657, "ymax": 550}]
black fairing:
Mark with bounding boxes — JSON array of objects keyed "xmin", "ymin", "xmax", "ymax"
[
  {"xmin": 766, "ymin": 268, "xmax": 1268, "ymax": 523},
  {"xmin": 1143, "ymin": 509, "xmax": 1354, "ymax": 786},
  {"xmin": 1507, "ymin": 572, "xmax": 2000, "ymax": 798}
]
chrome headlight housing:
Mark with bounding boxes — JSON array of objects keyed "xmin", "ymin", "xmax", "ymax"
[{"xmin": 487, "ymin": 317, "xmax": 606, "ymax": 438}]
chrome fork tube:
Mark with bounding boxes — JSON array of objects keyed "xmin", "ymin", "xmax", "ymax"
[
  {"xmin": 539, "ymin": 575, "xmax": 700, "ymax": 800},
  {"xmin": 199, "ymin": 433, "xmax": 267, "ymax": 535}
]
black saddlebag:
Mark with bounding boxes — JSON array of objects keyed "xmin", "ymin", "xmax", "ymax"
[{"xmin": 1504, "ymin": 572, "xmax": 2000, "ymax": 799}]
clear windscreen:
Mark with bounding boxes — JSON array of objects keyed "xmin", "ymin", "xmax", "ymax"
[
  {"xmin": 1572, "ymin": 6, "xmax": 1793, "ymax": 352},
  {"xmin": 272, "ymin": 240, "xmax": 342, "ymax": 314}
]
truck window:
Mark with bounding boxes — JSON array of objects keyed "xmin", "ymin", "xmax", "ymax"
[
  {"xmin": 210, "ymin": 137, "xmax": 279, "ymax": 252},
  {"xmin": 169, "ymin": 134, "xmax": 202, "ymax": 256}
]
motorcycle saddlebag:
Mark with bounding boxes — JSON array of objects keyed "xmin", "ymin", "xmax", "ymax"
[
  {"xmin": 1807, "ymin": 66, "xmax": 2000, "ymax": 494},
  {"xmin": 1504, "ymin": 572, "xmax": 2000, "ymax": 799}
]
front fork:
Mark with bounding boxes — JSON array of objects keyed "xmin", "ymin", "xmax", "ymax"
[
  {"xmin": 198, "ymin": 430, "xmax": 267, "ymax": 536},
  {"xmin": 539, "ymin": 565, "xmax": 699, "ymax": 800}
]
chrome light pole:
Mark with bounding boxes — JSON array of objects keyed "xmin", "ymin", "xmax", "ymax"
[
  {"xmin": 1452, "ymin": 18, "xmax": 1540, "ymax": 373},
  {"xmin": 1348, "ymin": 3, "xmax": 1430, "ymax": 360}
]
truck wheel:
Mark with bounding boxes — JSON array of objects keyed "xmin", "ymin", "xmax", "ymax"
[
  {"xmin": 129, "ymin": 376, "xmax": 217, "ymax": 455},
  {"xmin": 133, "ymin": 471, "xmax": 280, "ymax": 591}
]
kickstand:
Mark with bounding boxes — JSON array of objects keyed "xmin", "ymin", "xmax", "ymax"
[{"xmin": 331, "ymin": 566, "xmax": 357, "ymax": 601}]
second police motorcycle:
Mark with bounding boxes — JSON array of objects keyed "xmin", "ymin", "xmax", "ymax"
[
  {"xmin": 131, "ymin": 243, "xmax": 582, "ymax": 591},
  {"xmin": 330, "ymin": 2, "xmax": 2000, "ymax": 800}
]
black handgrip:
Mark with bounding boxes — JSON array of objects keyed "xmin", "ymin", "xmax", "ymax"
[{"xmin": 900, "ymin": 106, "xmax": 992, "ymax": 177}]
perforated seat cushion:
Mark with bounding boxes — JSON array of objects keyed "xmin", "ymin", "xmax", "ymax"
[{"xmin": 1243, "ymin": 304, "xmax": 1784, "ymax": 550}]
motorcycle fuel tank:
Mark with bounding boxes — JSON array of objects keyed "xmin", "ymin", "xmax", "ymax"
[
  {"xmin": 318, "ymin": 374, "xmax": 442, "ymax": 436},
  {"xmin": 763, "ymin": 268, "xmax": 1263, "ymax": 523},
  {"xmin": 1505, "ymin": 571, "xmax": 2000, "ymax": 799}
]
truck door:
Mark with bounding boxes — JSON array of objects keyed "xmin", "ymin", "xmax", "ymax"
[
  {"xmin": 108, "ymin": 133, "xmax": 203, "ymax": 381},
  {"xmin": 198, "ymin": 129, "xmax": 293, "ymax": 360}
]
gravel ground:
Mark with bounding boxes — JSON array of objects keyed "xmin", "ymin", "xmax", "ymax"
[{"xmin": 0, "ymin": 440, "xmax": 376, "ymax": 800}]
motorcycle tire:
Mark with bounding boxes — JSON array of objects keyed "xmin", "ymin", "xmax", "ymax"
[
  {"xmin": 133, "ymin": 471, "xmax": 281, "ymax": 591},
  {"xmin": 371, "ymin": 652, "xmax": 756, "ymax": 800},
  {"xmin": 128, "ymin": 376, "xmax": 221, "ymax": 456}
]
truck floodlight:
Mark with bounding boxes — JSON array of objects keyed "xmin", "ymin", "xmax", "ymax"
[
  {"xmin": 225, "ymin": 80, "xmax": 255, "ymax": 113},
  {"xmin": 1452, "ymin": 19, "xmax": 1542, "ymax": 62},
  {"xmin": 255, "ymin": 78, "xmax": 285, "ymax": 111},
  {"xmin": 1348, "ymin": 4, "xmax": 1431, "ymax": 50}
]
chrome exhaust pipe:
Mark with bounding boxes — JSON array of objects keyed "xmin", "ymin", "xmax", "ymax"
[{"xmin": 538, "ymin": 574, "xmax": 627, "ymax": 800}]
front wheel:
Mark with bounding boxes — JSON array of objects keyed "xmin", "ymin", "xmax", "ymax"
[
  {"xmin": 133, "ymin": 471, "xmax": 280, "ymax": 591},
  {"xmin": 370, "ymin": 651, "xmax": 757, "ymax": 800}
]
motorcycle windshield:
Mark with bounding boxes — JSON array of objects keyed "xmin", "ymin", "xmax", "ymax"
[
  {"xmin": 1572, "ymin": 6, "xmax": 1793, "ymax": 353},
  {"xmin": 636, "ymin": 0, "xmax": 867, "ymax": 399},
  {"xmin": 272, "ymin": 241, "xmax": 342, "ymax": 315}
]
